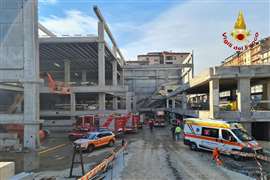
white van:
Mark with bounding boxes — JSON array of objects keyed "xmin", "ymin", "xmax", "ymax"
[{"xmin": 183, "ymin": 118, "xmax": 263, "ymax": 155}]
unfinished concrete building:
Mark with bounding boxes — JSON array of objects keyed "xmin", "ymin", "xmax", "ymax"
[
  {"xmin": 124, "ymin": 53, "xmax": 193, "ymax": 112},
  {"xmin": 0, "ymin": 1, "xmax": 131, "ymax": 149},
  {"xmin": 173, "ymin": 65, "xmax": 270, "ymax": 140}
]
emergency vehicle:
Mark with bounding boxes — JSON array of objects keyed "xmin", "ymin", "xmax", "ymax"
[{"xmin": 183, "ymin": 118, "xmax": 263, "ymax": 154}]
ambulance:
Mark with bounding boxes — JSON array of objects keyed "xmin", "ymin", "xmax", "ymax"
[{"xmin": 183, "ymin": 118, "xmax": 263, "ymax": 154}]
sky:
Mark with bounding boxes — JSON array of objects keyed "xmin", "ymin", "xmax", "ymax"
[{"xmin": 39, "ymin": 0, "xmax": 270, "ymax": 74}]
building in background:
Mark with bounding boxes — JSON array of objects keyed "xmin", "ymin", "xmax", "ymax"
[
  {"xmin": 137, "ymin": 51, "xmax": 191, "ymax": 65},
  {"xmin": 222, "ymin": 36, "xmax": 270, "ymax": 66}
]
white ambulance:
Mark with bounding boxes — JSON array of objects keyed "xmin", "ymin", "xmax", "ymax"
[{"xmin": 183, "ymin": 118, "xmax": 263, "ymax": 154}]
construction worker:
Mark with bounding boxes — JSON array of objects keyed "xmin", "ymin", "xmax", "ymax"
[{"xmin": 175, "ymin": 125, "xmax": 182, "ymax": 141}]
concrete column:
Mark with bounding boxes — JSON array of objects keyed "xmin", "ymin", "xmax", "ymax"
[
  {"xmin": 119, "ymin": 70, "xmax": 124, "ymax": 86},
  {"xmin": 209, "ymin": 79, "xmax": 219, "ymax": 119},
  {"xmin": 23, "ymin": 0, "xmax": 40, "ymax": 150},
  {"xmin": 182, "ymin": 93, "xmax": 187, "ymax": 110},
  {"xmin": 237, "ymin": 78, "xmax": 251, "ymax": 120},
  {"xmin": 126, "ymin": 92, "xmax": 132, "ymax": 112},
  {"xmin": 99, "ymin": 93, "xmax": 106, "ymax": 111},
  {"xmin": 133, "ymin": 95, "xmax": 137, "ymax": 112},
  {"xmin": 112, "ymin": 61, "xmax": 117, "ymax": 86},
  {"xmin": 98, "ymin": 22, "xmax": 105, "ymax": 87},
  {"xmin": 70, "ymin": 93, "xmax": 76, "ymax": 114},
  {"xmin": 166, "ymin": 99, "xmax": 170, "ymax": 108},
  {"xmin": 64, "ymin": 60, "xmax": 70, "ymax": 86},
  {"xmin": 172, "ymin": 99, "xmax": 176, "ymax": 109},
  {"xmin": 262, "ymin": 81, "xmax": 270, "ymax": 110},
  {"xmin": 113, "ymin": 96, "xmax": 118, "ymax": 110},
  {"xmin": 82, "ymin": 70, "xmax": 87, "ymax": 82},
  {"xmin": 24, "ymin": 83, "xmax": 40, "ymax": 149}
]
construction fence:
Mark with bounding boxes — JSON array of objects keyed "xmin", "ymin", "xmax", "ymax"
[{"xmin": 79, "ymin": 142, "xmax": 127, "ymax": 180}]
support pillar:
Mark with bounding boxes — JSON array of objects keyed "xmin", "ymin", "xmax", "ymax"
[
  {"xmin": 23, "ymin": 0, "xmax": 40, "ymax": 150},
  {"xmin": 262, "ymin": 81, "xmax": 270, "ymax": 110},
  {"xmin": 237, "ymin": 78, "xmax": 251, "ymax": 121},
  {"xmin": 82, "ymin": 70, "xmax": 87, "ymax": 82},
  {"xmin": 209, "ymin": 79, "xmax": 219, "ymax": 119},
  {"xmin": 99, "ymin": 93, "xmax": 106, "ymax": 111},
  {"xmin": 166, "ymin": 99, "xmax": 170, "ymax": 108},
  {"xmin": 133, "ymin": 95, "xmax": 137, "ymax": 112},
  {"xmin": 113, "ymin": 96, "xmax": 118, "ymax": 110},
  {"xmin": 182, "ymin": 93, "xmax": 187, "ymax": 110},
  {"xmin": 126, "ymin": 92, "xmax": 132, "ymax": 112},
  {"xmin": 119, "ymin": 70, "xmax": 124, "ymax": 86},
  {"xmin": 64, "ymin": 60, "xmax": 70, "ymax": 86},
  {"xmin": 172, "ymin": 99, "xmax": 176, "ymax": 109},
  {"xmin": 112, "ymin": 61, "xmax": 117, "ymax": 86},
  {"xmin": 98, "ymin": 22, "xmax": 105, "ymax": 87},
  {"xmin": 70, "ymin": 93, "xmax": 76, "ymax": 114}
]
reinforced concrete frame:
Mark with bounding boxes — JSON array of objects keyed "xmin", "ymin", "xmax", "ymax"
[{"xmin": 0, "ymin": 3, "xmax": 131, "ymax": 149}]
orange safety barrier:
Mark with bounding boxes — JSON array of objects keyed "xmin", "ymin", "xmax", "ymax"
[{"xmin": 78, "ymin": 142, "xmax": 128, "ymax": 180}]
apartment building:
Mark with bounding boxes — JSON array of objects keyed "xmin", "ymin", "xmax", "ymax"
[
  {"xmin": 222, "ymin": 37, "xmax": 270, "ymax": 66},
  {"xmin": 137, "ymin": 51, "xmax": 191, "ymax": 65}
]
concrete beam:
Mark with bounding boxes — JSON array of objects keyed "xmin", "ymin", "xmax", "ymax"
[
  {"xmin": 0, "ymin": 114, "xmax": 23, "ymax": 124},
  {"xmin": 93, "ymin": 6, "xmax": 125, "ymax": 64},
  {"xmin": 38, "ymin": 23, "xmax": 56, "ymax": 37},
  {"xmin": 0, "ymin": 84, "xmax": 23, "ymax": 91},
  {"xmin": 40, "ymin": 110, "xmax": 127, "ymax": 117},
  {"xmin": 39, "ymin": 36, "xmax": 98, "ymax": 44},
  {"xmin": 40, "ymin": 85, "xmax": 128, "ymax": 93}
]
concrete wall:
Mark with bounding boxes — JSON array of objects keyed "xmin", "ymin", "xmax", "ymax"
[{"xmin": 0, "ymin": 162, "xmax": 15, "ymax": 180}]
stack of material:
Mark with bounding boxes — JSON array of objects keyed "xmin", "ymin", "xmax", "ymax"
[{"xmin": 0, "ymin": 133, "xmax": 22, "ymax": 152}]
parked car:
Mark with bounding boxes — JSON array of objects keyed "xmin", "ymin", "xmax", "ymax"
[{"xmin": 73, "ymin": 131, "xmax": 116, "ymax": 152}]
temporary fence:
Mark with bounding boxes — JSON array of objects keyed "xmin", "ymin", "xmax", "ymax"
[{"xmin": 78, "ymin": 142, "xmax": 127, "ymax": 180}]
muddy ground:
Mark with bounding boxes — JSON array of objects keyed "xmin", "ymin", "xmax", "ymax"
[
  {"xmin": 119, "ymin": 126, "xmax": 270, "ymax": 180},
  {"xmin": 0, "ymin": 126, "xmax": 269, "ymax": 179}
]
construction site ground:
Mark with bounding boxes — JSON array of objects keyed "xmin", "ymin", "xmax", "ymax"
[{"xmin": 0, "ymin": 126, "xmax": 269, "ymax": 179}]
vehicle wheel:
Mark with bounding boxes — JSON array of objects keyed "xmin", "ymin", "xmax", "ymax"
[
  {"xmin": 190, "ymin": 142, "xmax": 198, "ymax": 151},
  {"xmin": 108, "ymin": 140, "xmax": 115, "ymax": 147},
  {"xmin": 87, "ymin": 144, "xmax": 95, "ymax": 152}
]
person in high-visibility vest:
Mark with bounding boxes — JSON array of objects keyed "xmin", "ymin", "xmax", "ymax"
[{"xmin": 175, "ymin": 126, "xmax": 182, "ymax": 141}]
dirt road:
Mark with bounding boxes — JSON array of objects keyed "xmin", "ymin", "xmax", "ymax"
[{"xmin": 119, "ymin": 127, "xmax": 267, "ymax": 180}]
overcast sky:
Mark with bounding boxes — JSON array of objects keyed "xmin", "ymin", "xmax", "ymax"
[{"xmin": 39, "ymin": 0, "xmax": 270, "ymax": 74}]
